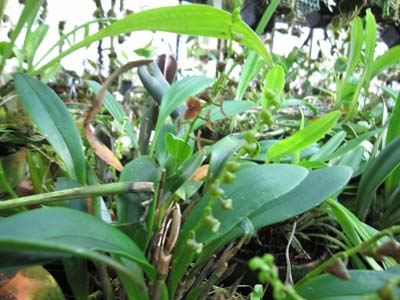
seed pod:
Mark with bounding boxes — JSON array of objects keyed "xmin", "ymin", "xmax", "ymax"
[
  {"xmin": 378, "ymin": 282, "xmax": 397, "ymax": 300},
  {"xmin": 325, "ymin": 258, "xmax": 351, "ymax": 280},
  {"xmin": 376, "ymin": 239, "xmax": 400, "ymax": 261},
  {"xmin": 186, "ymin": 237, "xmax": 203, "ymax": 254},
  {"xmin": 204, "ymin": 214, "xmax": 221, "ymax": 233},
  {"xmin": 220, "ymin": 198, "xmax": 233, "ymax": 211},
  {"xmin": 244, "ymin": 142, "xmax": 258, "ymax": 156},
  {"xmin": 208, "ymin": 184, "xmax": 224, "ymax": 197},
  {"xmin": 226, "ymin": 160, "xmax": 240, "ymax": 172},
  {"xmin": 223, "ymin": 171, "xmax": 236, "ymax": 184}
]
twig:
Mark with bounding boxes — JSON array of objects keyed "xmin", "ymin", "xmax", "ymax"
[{"xmin": 0, "ymin": 181, "xmax": 154, "ymax": 210}]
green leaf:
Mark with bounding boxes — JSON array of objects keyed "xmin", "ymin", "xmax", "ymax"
[
  {"xmin": 324, "ymin": 128, "xmax": 382, "ymax": 161},
  {"xmin": 63, "ymin": 258, "xmax": 89, "ymax": 300},
  {"xmin": 118, "ymin": 156, "xmax": 160, "ymax": 249},
  {"xmin": 165, "ymin": 132, "xmax": 192, "ymax": 164},
  {"xmin": 335, "ymin": 145, "xmax": 365, "ymax": 177},
  {"xmin": 207, "ymin": 135, "xmax": 245, "ymax": 182},
  {"xmin": 150, "ymin": 76, "xmax": 213, "ymax": 155},
  {"xmin": 236, "ymin": 51, "xmax": 263, "ymax": 100},
  {"xmin": 14, "ymin": 73, "xmax": 86, "ymax": 184},
  {"xmin": 344, "ymin": 17, "xmax": 363, "ymax": 82},
  {"xmin": 0, "ymin": 0, "xmax": 43, "ymax": 72},
  {"xmin": 371, "ymin": 44, "xmax": 400, "ymax": 78},
  {"xmin": 356, "ymin": 135, "xmax": 400, "ymax": 220},
  {"xmin": 336, "ymin": 17, "xmax": 363, "ymax": 106},
  {"xmin": 385, "ymin": 92, "xmax": 400, "ymax": 196},
  {"xmin": 364, "ymin": 9, "xmax": 376, "ymax": 81},
  {"xmin": 87, "ymin": 80, "xmax": 138, "ymax": 149},
  {"xmin": 170, "ymin": 164, "xmax": 308, "ymax": 296},
  {"xmin": 165, "ymin": 151, "xmax": 205, "ymax": 194},
  {"xmin": 35, "ymin": 5, "xmax": 271, "ymax": 75},
  {"xmin": 296, "ymin": 266, "xmax": 400, "ymax": 300},
  {"xmin": 262, "ymin": 65, "xmax": 285, "ymax": 108},
  {"xmin": 194, "ymin": 100, "xmax": 256, "ymax": 130},
  {"xmin": 309, "ymin": 131, "xmax": 346, "ymax": 162},
  {"xmin": 266, "ymin": 111, "xmax": 340, "ymax": 162},
  {"xmin": 198, "ymin": 166, "xmax": 352, "ymax": 263},
  {"xmin": 0, "ymin": 207, "xmax": 154, "ymax": 286},
  {"xmin": 24, "ymin": 24, "xmax": 49, "ymax": 71}
]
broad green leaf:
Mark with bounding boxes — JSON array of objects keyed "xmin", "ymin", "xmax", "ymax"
[
  {"xmin": 0, "ymin": 207, "xmax": 154, "ymax": 290},
  {"xmin": 14, "ymin": 74, "xmax": 86, "ymax": 184},
  {"xmin": 197, "ymin": 165, "xmax": 308, "ymax": 244},
  {"xmin": 87, "ymin": 80, "xmax": 138, "ymax": 149},
  {"xmin": 150, "ymin": 76, "xmax": 213, "ymax": 155},
  {"xmin": 165, "ymin": 132, "xmax": 192, "ymax": 164},
  {"xmin": 193, "ymin": 100, "xmax": 256, "ymax": 130},
  {"xmin": 169, "ymin": 165, "xmax": 308, "ymax": 295},
  {"xmin": 198, "ymin": 166, "xmax": 352, "ymax": 263},
  {"xmin": 35, "ymin": 5, "xmax": 271, "ymax": 74},
  {"xmin": 356, "ymin": 135, "xmax": 400, "ymax": 220},
  {"xmin": 266, "ymin": 111, "xmax": 340, "ymax": 162},
  {"xmin": 371, "ymin": 44, "xmax": 400, "ymax": 78},
  {"xmin": 310, "ymin": 131, "xmax": 346, "ymax": 162},
  {"xmin": 385, "ymin": 92, "xmax": 400, "ymax": 196},
  {"xmin": 296, "ymin": 266, "xmax": 400, "ymax": 300}
]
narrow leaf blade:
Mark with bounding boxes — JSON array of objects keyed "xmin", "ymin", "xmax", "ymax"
[{"xmin": 14, "ymin": 73, "xmax": 86, "ymax": 184}]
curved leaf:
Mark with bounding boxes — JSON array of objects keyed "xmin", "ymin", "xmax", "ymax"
[
  {"xmin": 266, "ymin": 111, "xmax": 340, "ymax": 162},
  {"xmin": 371, "ymin": 44, "xmax": 400, "ymax": 78},
  {"xmin": 14, "ymin": 74, "xmax": 86, "ymax": 184},
  {"xmin": 198, "ymin": 166, "xmax": 352, "ymax": 263},
  {"xmin": 35, "ymin": 5, "xmax": 271, "ymax": 74},
  {"xmin": 0, "ymin": 207, "xmax": 154, "ymax": 281},
  {"xmin": 356, "ymin": 135, "xmax": 400, "ymax": 220},
  {"xmin": 169, "ymin": 164, "xmax": 308, "ymax": 295},
  {"xmin": 296, "ymin": 266, "xmax": 400, "ymax": 300}
]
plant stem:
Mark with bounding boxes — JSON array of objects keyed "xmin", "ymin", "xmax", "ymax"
[
  {"xmin": 296, "ymin": 224, "xmax": 400, "ymax": 286},
  {"xmin": 0, "ymin": 181, "xmax": 154, "ymax": 210},
  {"xmin": 0, "ymin": 160, "xmax": 18, "ymax": 198}
]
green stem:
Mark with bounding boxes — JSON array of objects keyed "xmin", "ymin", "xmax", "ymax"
[
  {"xmin": 296, "ymin": 224, "xmax": 400, "ymax": 286},
  {"xmin": 0, "ymin": 160, "xmax": 18, "ymax": 198},
  {"xmin": 33, "ymin": 18, "xmax": 115, "ymax": 70},
  {"xmin": 0, "ymin": 181, "xmax": 154, "ymax": 210},
  {"xmin": 343, "ymin": 70, "xmax": 367, "ymax": 122}
]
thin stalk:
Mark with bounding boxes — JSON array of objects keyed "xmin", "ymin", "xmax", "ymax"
[
  {"xmin": 296, "ymin": 225, "xmax": 400, "ymax": 286},
  {"xmin": 34, "ymin": 18, "xmax": 115, "ymax": 69},
  {"xmin": 0, "ymin": 181, "xmax": 154, "ymax": 210},
  {"xmin": 0, "ymin": 160, "xmax": 18, "ymax": 198}
]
